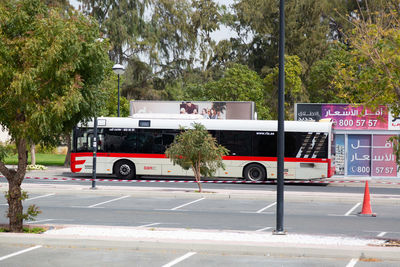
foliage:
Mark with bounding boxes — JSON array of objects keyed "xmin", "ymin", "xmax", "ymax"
[
  {"xmin": 27, "ymin": 165, "xmax": 48, "ymax": 171},
  {"xmin": 98, "ymin": 69, "xmax": 130, "ymax": 117},
  {"xmin": 80, "ymin": 0, "xmax": 150, "ymax": 64},
  {"xmin": 0, "ymin": 0, "xmax": 110, "ymax": 232},
  {"xmin": 185, "ymin": 64, "xmax": 271, "ymax": 120},
  {"xmin": 227, "ymin": 0, "xmax": 330, "ymax": 75},
  {"xmin": 165, "ymin": 123, "xmax": 229, "ymax": 192},
  {"xmin": 332, "ymin": 6, "xmax": 400, "ymax": 112},
  {"xmin": 307, "ymin": 44, "xmax": 351, "ymax": 103},
  {"xmin": 263, "ymin": 55, "xmax": 307, "ymax": 119},
  {"xmin": 0, "ymin": 226, "xmax": 46, "ymax": 233},
  {"xmin": 0, "ymin": 143, "xmax": 15, "ymax": 162}
]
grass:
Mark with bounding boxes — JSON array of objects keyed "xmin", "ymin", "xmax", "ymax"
[
  {"xmin": 3, "ymin": 153, "xmax": 66, "ymax": 166},
  {"xmin": 0, "ymin": 226, "xmax": 47, "ymax": 234}
]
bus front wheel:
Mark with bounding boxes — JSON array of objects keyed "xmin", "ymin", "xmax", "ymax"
[
  {"xmin": 114, "ymin": 160, "xmax": 135, "ymax": 180},
  {"xmin": 244, "ymin": 164, "xmax": 266, "ymax": 182}
]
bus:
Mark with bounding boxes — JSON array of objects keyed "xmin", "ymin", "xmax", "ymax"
[{"xmin": 71, "ymin": 116, "xmax": 334, "ymax": 181}]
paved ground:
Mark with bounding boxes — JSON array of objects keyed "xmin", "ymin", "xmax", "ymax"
[{"xmin": 0, "ymin": 166, "xmax": 399, "ymax": 265}]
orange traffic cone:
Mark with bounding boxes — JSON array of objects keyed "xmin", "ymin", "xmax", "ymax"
[{"xmin": 358, "ymin": 181, "xmax": 376, "ymax": 217}]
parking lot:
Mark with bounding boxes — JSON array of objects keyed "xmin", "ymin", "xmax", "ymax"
[
  {"xmin": 0, "ymin": 190, "xmax": 399, "ymax": 239},
  {"xmin": 0, "ymin": 178, "xmax": 400, "ymax": 266}
]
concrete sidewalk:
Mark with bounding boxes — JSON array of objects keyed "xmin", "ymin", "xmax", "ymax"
[{"xmin": 0, "ymin": 224, "xmax": 399, "ymax": 261}]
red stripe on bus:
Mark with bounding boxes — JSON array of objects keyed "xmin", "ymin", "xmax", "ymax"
[
  {"xmin": 70, "ymin": 154, "xmax": 87, "ymax": 172},
  {"xmin": 70, "ymin": 152, "xmax": 329, "ymax": 163}
]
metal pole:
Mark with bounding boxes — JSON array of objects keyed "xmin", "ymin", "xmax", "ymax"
[
  {"xmin": 91, "ymin": 117, "xmax": 98, "ymax": 189},
  {"xmin": 117, "ymin": 74, "xmax": 120, "ymax": 117},
  {"xmin": 274, "ymin": 0, "xmax": 286, "ymax": 235}
]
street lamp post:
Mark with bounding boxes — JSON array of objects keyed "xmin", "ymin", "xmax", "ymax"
[
  {"xmin": 274, "ymin": 0, "xmax": 286, "ymax": 235},
  {"xmin": 112, "ymin": 64, "xmax": 125, "ymax": 117}
]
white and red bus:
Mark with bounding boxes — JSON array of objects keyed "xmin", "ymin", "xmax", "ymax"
[{"xmin": 71, "ymin": 116, "xmax": 334, "ymax": 181}]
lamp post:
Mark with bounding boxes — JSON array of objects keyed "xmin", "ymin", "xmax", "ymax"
[
  {"xmin": 112, "ymin": 64, "xmax": 125, "ymax": 117},
  {"xmin": 274, "ymin": 0, "xmax": 286, "ymax": 235}
]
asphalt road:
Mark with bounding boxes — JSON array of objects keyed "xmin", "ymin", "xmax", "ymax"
[
  {"xmin": 0, "ymin": 191, "xmax": 399, "ymax": 239},
  {"xmin": 0, "ymin": 167, "xmax": 400, "ymax": 266}
]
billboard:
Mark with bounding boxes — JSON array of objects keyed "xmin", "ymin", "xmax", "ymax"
[
  {"xmin": 295, "ymin": 103, "xmax": 399, "ymax": 177},
  {"xmin": 130, "ymin": 101, "xmax": 255, "ymax": 120},
  {"xmin": 295, "ymin": 103, "xmax": 389, "ymax": 130}
]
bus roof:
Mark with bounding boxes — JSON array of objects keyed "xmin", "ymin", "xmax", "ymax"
[{"xmin": 79, "ymin": 117, "xmax": 332, "ymax": 133}]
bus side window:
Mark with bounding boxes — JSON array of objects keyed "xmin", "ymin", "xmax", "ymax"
[
  {"xmin": 104, "ymin": 129, "xmax": 123, "ymax": 152},
  {"xmin": 219, "ymin": 131, "xmax": 251, "ymax": 156},
  {"xmin": 121, "ymin": 133, "xmax": 137, "ymax": 152}
]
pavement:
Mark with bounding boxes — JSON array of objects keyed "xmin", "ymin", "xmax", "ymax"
[{"xmin": 1, "ymin": 166, "xmax": 400, "ymax": 260}]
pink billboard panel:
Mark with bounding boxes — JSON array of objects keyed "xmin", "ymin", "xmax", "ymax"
[
  {"xmin": 371, "ymin": 135, "xmax": 397, "ymax": 177},
  {"xmin": 321, "ymin": 104, "xmax": 388, "ymax": 130}
]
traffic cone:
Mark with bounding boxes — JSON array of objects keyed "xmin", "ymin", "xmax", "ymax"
[{"xmin": 358, "ymin": 181, "xmax": 376, "ymax": 217}]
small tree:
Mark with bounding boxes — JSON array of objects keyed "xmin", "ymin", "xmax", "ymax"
[{"xmin": 165, "ymin": 123, "xmax": 229, "ymax": 192}]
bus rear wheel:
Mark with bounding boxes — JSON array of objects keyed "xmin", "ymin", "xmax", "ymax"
[
  {"xmin": 244, "ymin": 164, "xmax": 266, "ymax": 182},
  {"xmin": 114, "ymin": 160, "xmax": 135, "ymax": 180}
]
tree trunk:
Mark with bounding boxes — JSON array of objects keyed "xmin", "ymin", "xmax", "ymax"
[
  {"xmin": 30, "ymin": 143, "xmax": 36, "ymax": 166},
  {"xmin": 8, "ymin": 178, "xmax": 24, "ymax": 232},
  {"xmin": 0, "ymin": 139, "xmax": 28, "ymax": 232},
  {"xmin": 193, "ymin": 165, "xmax": 202, "ymax": 192},
  {"xmin": 64, "ymin": 133, "xmax": 71, "ymax": 167}
]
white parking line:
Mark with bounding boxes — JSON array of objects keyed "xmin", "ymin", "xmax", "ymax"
[
  {"xmin": 25, "ymin": 193, "xmax": 55, "ymax": 201},
  {"xmin": 255, "ymin": 227, "xmax": 272, "ymax": 232},
  {"xmin": 0, "ymin": 245, "xmax": 42, "ymax": 261},
  {"xmin": 256, "ymin": 202, "xmax": 277, "ymax": 213},
  {"xmin": 170, "ymin": 198, "xmax": 205, "ymax": 211},
  {"xmin": 346, "ymin": 258, "xmax": 359, "ymax": 267},
  {"xmin": 162, "ymin": 252, "xmax": 197, "ymax": 267},
  {"xmin": 136, "ymin": 223, "xmax": 161, "ymax": 228},
  {"xmin": 344, "ymin": 203, "xmax": 361, "ymax": 216},
  {"xmin": 377, "ymin": 231, "xmax": 387, "ymax": 237},
  {"xmin": 88, "ymin": 195, "xmax": 130, "ymax": 208},
  {"xmin": 26, "ymin": 219, "xmax": 55, "ymax": 224},
  {"xmin": 0, "ymin": 193, "xmax": 55, "ymax": 206}
]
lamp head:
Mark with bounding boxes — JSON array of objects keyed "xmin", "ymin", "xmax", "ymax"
[{"xmin": 112, "ymin": 64, "xmax": 125, "ymax": 75}]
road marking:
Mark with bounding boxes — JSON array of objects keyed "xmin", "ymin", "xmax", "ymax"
[
  {"xmin": 0, "ymin": 193, "xmax": 55, "ymax": 206},
  {"xmin": 255, "ymin": 227, "xmax": 272, "ymax": 232},
  {"xmin": 26, "ymin": 219, "xmax": 55, "ymax": 224},
  {"xmin": 136, "ymin": 222, "xmax": 161, "ymax": 228},
  {"xmin": 25, "ymin": 193, "xmax": 55, "ymax": 201},
  {"xmin": 0, "ymin": 245, "xmax": 42, "ymax": 261},
  {"xmin": 256, "ymin": 202, "xmax": 277, "ymax": 213},
  {"xmin": 240, "ymin": 211, "xmax": 274, "ymax": 214},
  {"xmin": 170, "ymin": 198, "xmax": 205, "ymax": 211},
  {"xmin": 346, "ymin": 258, "xmax": 359, "ymax": 267},
  {"xmin": 88, "ymin": 195, "xmax": 129, "ymax": 208},
  {"xmin": 344, "ymin": 202, "xmax": 361, "ymax": 216},
  {"xmin": 162, "ymin": 252, "xmax": 197, "ymax": 267},
  {"xmin": 377, "ymin": 231, "xmax": 387, "ymax": 237}
]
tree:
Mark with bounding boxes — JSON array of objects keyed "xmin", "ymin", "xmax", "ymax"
[
  {"xmin": 307, "ymin": 44, "xmax": 351, "ymax": 103},
  {"xmin": 165, "ymin": 123, "xmax": 229, "ymax": 192},
  {"xmin": 332, "ymin": 3, "xmax": 400, "ymax": 110},
  {"xmin": 186, "ymin": 63, "xmax": 272, "ymax": 120},
  {"xmin": 0, "ymin": 0, "xmax": 110, "ymax": 232},
  {"xmin": 80, "ymin": 0, "xmax": 150, "ymax": 64},
  {"xmin": 263, "ymin": 55, "xmax": 307, "ymax": 119},
  {"xmin": 226, "ymin": 0, "xmax": 330, "ymax": 76}
]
